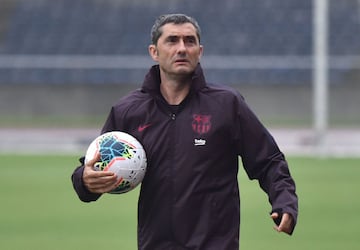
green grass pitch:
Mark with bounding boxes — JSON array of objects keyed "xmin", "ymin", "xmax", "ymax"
[{"xmin": 0, "ymin": 155, "xmax": 359, "ymax": 250}]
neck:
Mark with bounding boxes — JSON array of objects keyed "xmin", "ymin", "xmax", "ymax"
[
  {"xmin": 159, "ymin": 71, "xmax": 192, "ymax": 105},
  {"xmin": 160, "ymin": 80, "xmax": 190, "ymax": 105}
]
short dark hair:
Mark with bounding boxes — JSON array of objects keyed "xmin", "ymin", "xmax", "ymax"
[{"xmin": 150, "ymin": 14, "xmax": 201, "ymax": 45}]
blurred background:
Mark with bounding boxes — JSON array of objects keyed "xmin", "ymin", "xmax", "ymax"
[
  {"xmin": 0, "ymin": 1, "xmax": 359, "ymax": 250},
  {"xmin": 0, "ymin": 0, "xmax": 359, "ymax": 155}
]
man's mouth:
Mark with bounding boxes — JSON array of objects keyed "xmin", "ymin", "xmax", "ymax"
[{"xmin": 174, "ymin": 59, "xmax": 189, "ymax": 64}]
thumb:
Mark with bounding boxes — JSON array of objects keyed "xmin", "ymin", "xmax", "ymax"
[
  {"xmin": 85, "ymin": 152, "xmax": 101, "ymax": 169},
  {"xmin": 271, "ymin": 212, "xmax": 279, "ymax": 219},
  {"xmin": 270, "ymin": 212, "xmax": 282, "ymax": 228}
]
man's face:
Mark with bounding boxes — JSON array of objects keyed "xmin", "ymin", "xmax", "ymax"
[{"xmin": 149, "ymin": 23, "xmax": 203, "ymax": 77}]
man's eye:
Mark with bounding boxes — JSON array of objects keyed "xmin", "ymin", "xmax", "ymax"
[
  {"xmin": 185, "ymin": 38, "xmax": 197, "ymax": 44},
  {"xmin": 168, "ymin": 37, "xmax": 178, "ymax": 43}
]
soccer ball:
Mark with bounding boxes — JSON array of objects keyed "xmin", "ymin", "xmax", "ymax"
[{"xmin": 85, "ymin": 131, "xmax": 147, "ymax": 194}]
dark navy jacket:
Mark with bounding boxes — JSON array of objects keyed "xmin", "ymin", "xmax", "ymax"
[{"xmin": 72, "ymin": 64, "xmax": 298, "ymax": 250}]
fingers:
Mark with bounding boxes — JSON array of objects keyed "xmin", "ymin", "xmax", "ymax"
[
  {"xmin": 83, "ymin": 152, "xmax": 118, "ymax": 194},
  {"xmin": 85, "ymin": 175, "xmax": 119, "ymax": 194},
  {"xmin": 270, "ymin": 212, "xmax": 293, "ymax": 234}
]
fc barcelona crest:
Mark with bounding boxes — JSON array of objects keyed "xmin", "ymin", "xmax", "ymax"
[{"xmin": 192, "ymin": 114, "xmax": 211, "ymax": 135}]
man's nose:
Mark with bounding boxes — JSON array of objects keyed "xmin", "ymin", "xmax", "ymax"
[{"xmin": 177, "ymin": 40, "xmax": 186, "ymax": 53}]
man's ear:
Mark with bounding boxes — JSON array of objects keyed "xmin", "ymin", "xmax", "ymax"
[
  {"xmin": 198, "ymin": 45, "xmax": 203, "ymax": 61},
  {"xmin": 148, "ymin": 45, "xmax": 159, "ymax": 62}
]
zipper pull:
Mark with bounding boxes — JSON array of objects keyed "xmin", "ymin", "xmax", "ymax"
[{"xmin": 170, "ymin": 113, "xmax": 176, "ymax": 120}]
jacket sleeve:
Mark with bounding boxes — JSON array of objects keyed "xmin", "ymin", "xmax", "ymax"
[
  {"xmin": 234, "ymin": 94, "xmax": 298, "ymax": 234},
  {"xmin": 71, "ymin": 157, "xmax": 102, "ymax": 202}
]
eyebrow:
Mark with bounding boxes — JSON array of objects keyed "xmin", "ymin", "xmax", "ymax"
[{"xmin": 165, "ymin": 35, "xmax": 197, "ymax": 41}]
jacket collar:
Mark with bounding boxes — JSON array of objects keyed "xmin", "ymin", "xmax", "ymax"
[{"xmin": 141, "ymin": 63, "xmax": 207, "ymax": 95}]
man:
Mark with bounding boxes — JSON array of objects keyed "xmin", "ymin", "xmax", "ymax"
[{"xmin": 72, "ymin": 13, "xmax": 298, "ymax": 249}]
